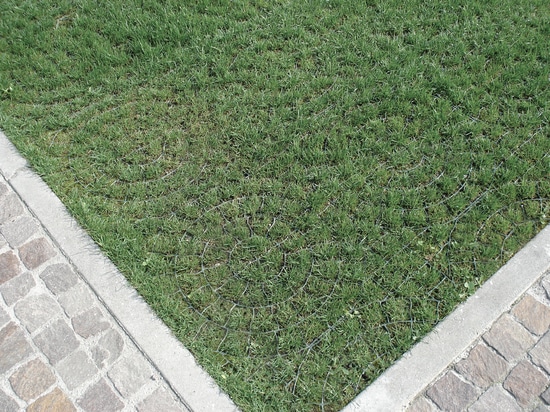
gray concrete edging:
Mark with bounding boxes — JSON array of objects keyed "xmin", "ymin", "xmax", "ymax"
[
  {"xmin": 342, "ymin": 223, "xmax": 550, "ymax": 411},
  {"xmin": 0, "ymin": 131, "xmax": 238, "ymax": 412}
]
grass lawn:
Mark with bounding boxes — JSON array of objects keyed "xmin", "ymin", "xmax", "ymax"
[{"xmin": 1, "ymin": 0, "xmax": 549, "ymax": 410}]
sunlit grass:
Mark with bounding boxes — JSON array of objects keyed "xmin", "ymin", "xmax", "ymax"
[{"xmin": 1, "ymin": 1, "xmax": 548, "ymax": 410}]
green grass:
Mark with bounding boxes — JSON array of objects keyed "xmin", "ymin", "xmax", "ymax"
[{"xmin": 1, "ymin": 0, "xmax": 549, "ymax": 410}]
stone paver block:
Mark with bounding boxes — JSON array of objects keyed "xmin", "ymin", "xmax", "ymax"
[
  {"xmin": 426, "ymin": 371, "xmax": 478, "ymax": 412},
  {"xmin": 19, "ymin": 237, "xmax": 56, "ymax": 270},
  {"xmin": 455, "ymin": 342, "xmax": 508, "ymax": 389},
  {"xmin": 503, "ymin": 360, "xmax": 549, "ymax": 408},
  {"xmin": 512, "ymin": 294, "xmax": 550, "ymax": 335},
  {"xmin": 9, "ymin": 358, "xmax": 56, "ymax": 402},
  {"xmin": 0, "ymin": 181, "xmax": 7, "ymax": 197},
  {"xmin": 33, "ymin": 319, "xmax": 79, "ymax": 364},
  {"xmin": 0, "ymin": 388, "xmax": 19, "ymax": 412},
  {"xmin": 137, "ymin": 387, "xmax": 188, "ymax": 412},
  {"xmin": 530, "ymin": 331, "xmax": 550, "ymax": 374},
  {"xmin": 58, "ymin": 282, "xmax": 95, "ymax": 317},
  {"xmin": 0, "ymin": 233, "xmax": 6, "ymax": 248},
  {"xmin": 0, "ymin": 251, "xmax": 21, "ymax": 284},
  {"xmin": 72, "ymin": 307, "xmax": 110, "ymax": 338},
  {"xmin": 0, "ymin": 322, "xmax": 33, "ymax": 373},
  {"xmin": 0, "ymin": 193, "xmax": 24, "ymax": 224},
  {"xmin": 542, "ymin": 386, "xmax": 550, "ymax": 404},
  {"xmin": 0, "ymin": 306, "xmax": 9, "ymax": 328},
  {"xmin": 14, "ymin": 293, "xmax": 61, "ymax": 333},
  {"xmin": 0, "ymin": 271, "xmax": 35, "ymax": 306},
  {"xmin": 468, "ymin": 386, "xmax": 521, "ymax": 412},
  {"xmin": 40, "ymin": 263, "xmax": 79, "ymax": 295},
  {"xmin": 1, "ymin": 216, "xmax": 38, "ymax": 247},
  {"xmin": 56, "ymin": 350, "xmax": 98, "ymax": 390},
  {"xmin": 78, "ymin": 379, "xmax": 124, "ymax": 412},
  {"xmin": 534, "ymin": 405, "xmax": 550, "ymax": 412},
  {"xmin": 108, "ymin": 355, "xmax": 153, "ymax": 397},
  {"xmin": 92, "ymin": 329, "xmax": 124, "ymax": 368},
  {"xmin": 483, "ymin": 314, "xmax": 536, "ymax": 362},
  {"xmin": 27, "ymin": 387, "xmax": 76, "ymax": 412},
  {"xmin": 406, "ymin": 396, "xmax": 438, "ymax": 412}
]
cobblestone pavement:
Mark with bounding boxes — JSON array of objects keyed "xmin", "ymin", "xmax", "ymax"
[
  {"xmin": 0, "ymin": 175, "xmax": 189, "ymax": 411},
  {"xmin": 407, "ymin": 271, "xmax": 550, "ymax": 412}
]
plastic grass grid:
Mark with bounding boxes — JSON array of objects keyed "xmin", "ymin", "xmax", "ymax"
[{"xmin": 1, "ymin": 0, "xmax": 549, "ymax": 410}]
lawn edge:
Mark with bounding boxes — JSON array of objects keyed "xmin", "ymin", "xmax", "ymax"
[
  {"xmin": 342, "ymin": 223, "xmax": 550, "ymax": 411},
  {"xmin": 0, "ymin": 130, "xmax": 239, "ymax": 412}
]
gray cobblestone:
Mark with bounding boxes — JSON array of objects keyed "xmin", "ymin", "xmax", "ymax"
[
  {"xmin": 72, "ymin": 307, "xmax": 110, "ymax": 338},
  {"xmin": 56, "ymin": 350, "xmax": 98, "ymax": 390},
  {"xmin": 406, "ymin": 396, "xmax": 438, "ymax": 412},
  {"xmin": 58, "ymin": 282, "xmax": 95, "ymax": 317},
  {"xmin": 483, "ymin": 314, "xmax": 536, "ymax": 362},
  {"xmin": 0, "ymin": 306, "xmax": 9, "ymax": 328},
  {"xmin": 0, "ymin": 181, "xmax": 7, "ymax": 197},
  {"xmin": 503, "ymin": 360, "xmax": 549, "ymax": 408},
  {"xmin": 78, "ymin": 379, "xmax": 124, "ymax": 412},
  {"xmin": 0, "ymin": 271, "xmax": 36, "ymax": 306},
  {"xmin": 455, "ymin": 342, "xmax": 508, "ymax": 389},
  {"xmin": 533, "ymin": 404, "xmax": 550, "ymax": 412},
  {"xmin": 40, "ymin": 263, "xmax": 79, "ymax": 295},
  {"xmin": 137, "ymin": 387, "xmax": 188, "ymax": 412},
  {"xmin": 33, "ymin": 319, "xmax": 80, "ymax": 364},
  {"xmin": 512, "ymin": 294, "xmax": 550, "ymax": 336},
  {"xmin": 0, "ymin": 322, "xmax": 33, "ymax": 373},
  {"xmin": 0, "ymin": 193, "xmax": 24, "ymax": 224},
  {"xmin": 541, "ymin": 386, "xmax": 550, "ymax": 404},
  {"xmin": 92, "ymin": 329, "xmax": 124, "ymax": 369},
  {"xmin": 0, "ymin": 216, "xmax": 38, "ymax": 247},
  {"xmin": 108, "ymin": 355, "xmax": 153, "ymax": 397},
  {"xmin": 19, "ymin": 237, "xmax": 56, "ymax": 270},
  {"xmin": 426, "ymin": 371, "xmax": 478, "ymax": 412},
  {"xmin": 468, "ymin": 386, "xmax": 521, "ymax": 412},
  {"xmin": 27, "ymin": 387, "xmax": 76, "ymax": 412},
  {"xmin": 0, "ymin": 388, "xmax": 19, "ymax": 412},
  {"xmin": 0, "ymin": 251, "xmax": 21, "ymax": 285},
  {"xmin": 14, "ymin": 293, "xmax": 62, "ymax": 333},
  {"xmin": 9, "ymin": 358, "xmax": 56, "ymax": 402},
  {"xmin": 530, "ymin": 331, "xmax": 550, "ymax": 375}
]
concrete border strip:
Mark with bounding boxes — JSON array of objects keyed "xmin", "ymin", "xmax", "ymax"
[
  {"xmin": 342, "ymin": 223, "xmax": 550, "ymax": 411},
  {"xmin": 0, "ymin": 131, "xmax": 238, "ymax": 412}
]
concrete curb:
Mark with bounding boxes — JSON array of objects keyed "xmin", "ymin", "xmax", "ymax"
[
  {"xmin": 342, "ymin": 224, "xmax": 550, "ymax": 411},
  {"xmin": 0, "ymin": 131, "xmax": 238, "ymax": 412}
]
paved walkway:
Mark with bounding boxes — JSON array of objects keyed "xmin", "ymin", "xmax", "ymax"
[
  {"xmin": 0, "ymin": 169, "xmax": 191, "ymax": 411},
  {"xmin": 1, "ymin": 130, "xmax": 550, "ymax": 412}
]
